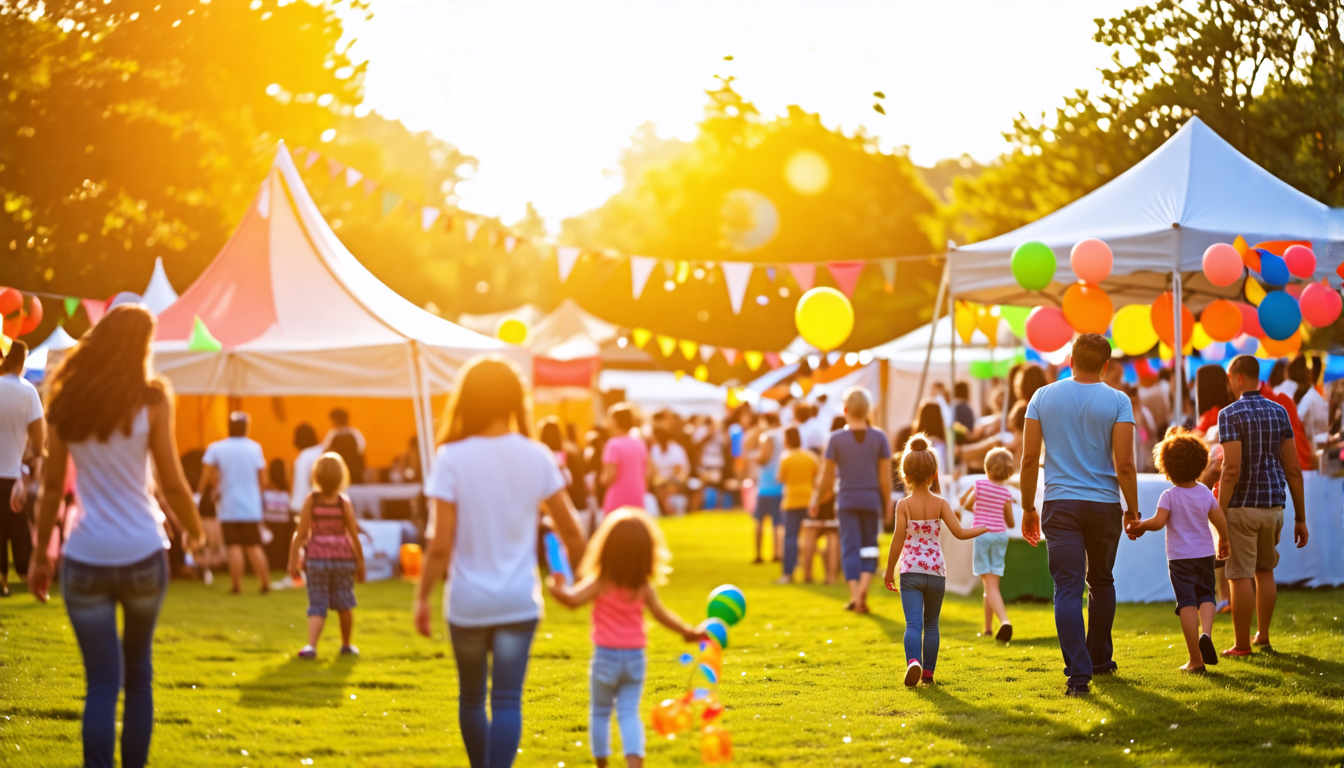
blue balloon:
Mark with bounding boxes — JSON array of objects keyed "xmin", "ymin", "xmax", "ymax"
[
  {"xmin": 1257, "ymin": 251, "xmax": 1290, "ymax": 287},
  {"xmin": 1257, "ymin": 291, "xmax": 1302, "ymax": 341}
]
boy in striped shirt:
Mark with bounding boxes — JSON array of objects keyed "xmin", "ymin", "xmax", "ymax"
[{"xmin": 960, "ymin": 448, "xmax": 1016, "ymax": 641}]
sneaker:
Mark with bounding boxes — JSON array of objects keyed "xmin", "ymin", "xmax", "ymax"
[
  {"xmin": 298, "ymin": 645, "xmax": 317, "ymax": 660},
  {"xmin": 1064, "ymin": 684, "xmax": 1090, "ymax": 697},
  {"xmin": 921, "ymin": 672, "xmax": 935, "ymax": 686},
  {"xmin": 904, "ymin": 659, "xmax": 923, "ymax": 687},
  {"xmin": 1199, "ymin": 633, "xmax": 1218, "ymax": 666},
  {"xmin": 1215, "ymin": 600, "xmax": 1230, "ymax": 614},
  {"xmin": 995, "ymin": 623, "xmax": 1013, "ymax": 642},
  {"xmin": 340, "ymin": 645, "xmax": 360, "ymax": 656}
]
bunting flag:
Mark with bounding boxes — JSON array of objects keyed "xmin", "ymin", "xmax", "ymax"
[
  {"xmin": 693, "ymin": 365, "xmax": 709, "ymax": 382},
  {"xmin": 464, "ymin": 219, "xmax": 481, "ymax": 244},
  {"xmin": 81, "ymin": 299, "xmax": 106, "ymax": 326},
  {"xmin": 826, "ymin": 261, "xmax": 865, "ymax": 297},
  {"xmin": 361, "ymin": 177, "xmax": 379, "ymax": 197},
  {"xmin": 64, "ymin": 296, "xmax": 80, "ymax": 317},
  {"xmin": 764, "ymin": 352, "xmax": 782, "ymax": 369},
  {"xmin": 556, "ymin": 246, "xmax": 581, "ymax": 283},
  {"xmin": 381, "ymin": 191, "xmax": 402, "ymax": 217},
  {"xmin": 787, "ymin": 263, "xmax": 816, "ymax": 293},
  {"xmin": 721, "ymin": 262, "xmax": 753, "ymax": 314},
  {"xmin": 292, "ymin": 146, "xmax": 307, "ymax": 158},
  {"xmin": 699, "ymin": 344, "xmax": 717, "ymax": 362},
  {"xmin": 743, "ymin": 350, "xmax": 764, "ymax": 371},
  {"xmin": 187, "ymin": 316, "xmax": 223, "ymax": 352},
  {"xmin": 421, "ymin": 207, "xmax": 441, "ymax": 232},
  {"xmin": 345, "ymin": 167, "xmax": 363, "ymax": 188},
  {"xmin": 304, "ymin": 150, "xmax": 321, "ymax": 169},
  {"xmin": 630, "ymin": 256, "xmax": 657, "ymax": 300},
  {"xmin": 327, "ymin": 158, "xmax": 345, "ymax": 180},
  {"xmin": 722, "ymin": 348, "xmax": 739, "ymax": 366},
  {"xmin": 504, "ymin": 236, "xmax": 518, "ymax": 254},
  {"xmin": 656, "ymin": 334, "xmax": 677, "ymax": 357},
  {"xmin": 632, "ymin": 327, "xmax": 653, "ymax": 349},
  {"xmin": 679, "ymin": 339, "xmax": 699, "ymax": 360},
  {"xmin": 879, "ymin": 258, "xmax": 897, "ymax": 292}
]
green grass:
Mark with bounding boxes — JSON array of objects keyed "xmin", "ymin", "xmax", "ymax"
[{"xmin": 2, "ymin": 513, "xmax": 1342, "ymax": 767}]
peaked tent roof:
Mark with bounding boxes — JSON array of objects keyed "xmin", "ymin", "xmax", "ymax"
[
  {"xmin": 528, "ymin": 299, "xmax": 620, "ymax": 361},
  {"xmin": 950, "ymin": 117, "xmax": 1344, "ymax": 309},
  {"xmin": 140, "ymin": 257, "xmax": 179, "ymax": 315},
  {"xmin": 154, "ymin": 142, "xmax": 523, "ymax": 397},
  {"xmin": 22, "ymin": 325, "xmax": 78, "ymax": 384}
]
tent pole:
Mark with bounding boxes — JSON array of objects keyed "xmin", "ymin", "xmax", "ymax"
[
  {"xmin": 408, "ymin": 342, "xmax": 436, "ymax": 493},
  {"xmin": 1171, "ymin": 270, "xmax": 1184, "ymax": 429},
  {"xmin": 914, "ymin": 259, "xmax": 951, "ymax": 424},
  {"xmin": 949, "ymin": 295, "xmax": 957, "ymax": 457}
]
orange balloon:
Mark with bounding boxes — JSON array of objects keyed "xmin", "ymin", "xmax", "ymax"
[
  {"xmin": 701, "ymin": 725, "xmax": 734, "ymax": 764},
  {"xmin": 1150, "ymin": 291, "xmax": 1194, "ymax": 348},
  {"xmin": 1260, "ymin": 331, "xmax": 1302, "ymax": 358},
  {"xmin": 1200, "ymin": 299, "xmax": 1242, "ymax": 342},
  {"xmin": 1061, "ymin": 282, "xmax": 1114, "ymax": 334}
]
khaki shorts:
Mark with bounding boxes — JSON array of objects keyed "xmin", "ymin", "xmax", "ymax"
[{"xmin": 1225, "ymin": 507, "xmax": 1283, "ymax": 580}]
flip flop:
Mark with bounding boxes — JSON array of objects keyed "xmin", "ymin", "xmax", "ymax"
[
  {"xmin": 1199, "ymin": 634, "xmax": 1218, "ymax": 666},
  {"xmin": 1220, "ymin": 647, "xmax": 1252, "ymax": 658},
  {"xmin": 843, "ymin": 601, "xmax": 855, "ymax": 611}
]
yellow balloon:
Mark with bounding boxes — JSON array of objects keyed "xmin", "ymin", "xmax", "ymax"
[
  {"xmin": 1112, "ymin": 303, "xmax": 1159, "ymax": 356},
  {"xmin": 954, "ymin": 302, "xmax": 977, "ymax": 344},
  {"xmin": 976, "ymin": 306, "xmax": 1000, "ymax": 347},
  {"xmin": 794, "ymin": 287, "xmax": 854, "ymax": 352},
  {"xmin": 496, "ymin": 316, "xmax": 529, "ymax": 345},
  {"xmin": 1244, "ymin": 278, "xmax": 1266, "ymax": 307},
  {"xmin": 1191, "ymin": 322, "xmax": 1214, "ymax": 350}
]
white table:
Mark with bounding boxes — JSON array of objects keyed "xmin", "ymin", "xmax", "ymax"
[{"xmin": 345, "ymin": 483, "xmax": 423, "ymax": 519}]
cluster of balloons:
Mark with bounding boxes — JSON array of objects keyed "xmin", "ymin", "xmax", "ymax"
[
  {"xmin": 1013, "ymin": 238, "xmax": 1117, "ymax": 353},
  {"xmin": 0, "ymin": 288, "xmax": 43, "ymax": 340},
  {"xmin": 794, "ymin": 287, "xmax": 854, "ymax": 352},
  {"xmin": 650, "ymin": 584, "xmax": 745, "ymax": 764},
  {"xmin": 1202, "ymin": 239, "xmax": 1341, "ymax": 349}
]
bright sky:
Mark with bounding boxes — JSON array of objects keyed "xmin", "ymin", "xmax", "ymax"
[{"xmin": 341, "ymin": 0, "xmax": 1135, "ymax": 228}]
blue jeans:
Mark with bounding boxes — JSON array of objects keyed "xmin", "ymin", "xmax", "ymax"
[
  {"xmin": 61, "ymin": 552, "xmax": 168, "ymax": 768},
  {"xmin": 1042, "ymin": 499, "xmax": 1123, "ymax": 687},
  {"xmin": 781, "ymin": 508, "xmax": 807, "ymax": 577},
  {"xmin": 837, "ymin": 508, "xmax": 879, "ymax": 581},
  {"xmin": 589, "ymin": 647, "xmax": 647, "ymax": 758},
  {"xmin": 899, "ymin": 573, "xmax": 946, "ymax": 672},
  {"xmin": 449, "ymin": 619, "xmax": 538, "ymax": 768}
]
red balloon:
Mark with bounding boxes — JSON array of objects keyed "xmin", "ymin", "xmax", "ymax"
[
  {"xmin": 1, "ymin": 315, "xmax": 20, "ymax": 339},
  {"xmin": 0, "ymin": 287, "xmax": 21, "ymax": 317},
  {"xmin": 1236, "ymin": 301, "xmax": 1265, "ymax": 338},
  {"xmin": 1025, "ymin": 306, "xmax": 1073, "ymax": 352},
  {"xmin": 19, "ymin": 295, "xmax": 42, "ymax": 336},
  {"xmin": 1150, "ymin": 291, "xmax": 1194, "ymax": 348},
  {"xmin": 1300, "ymin": 281, "xmax": 1342, "ymax": 328},
  {"xmin": 1283, "ymin": 245, "xmax": 1316, "ymax": 279}
]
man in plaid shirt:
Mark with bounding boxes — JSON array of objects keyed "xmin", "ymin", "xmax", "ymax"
[{"xmin": 1216, "ymin": 355, "xmax": 1309, "ymax": 658}]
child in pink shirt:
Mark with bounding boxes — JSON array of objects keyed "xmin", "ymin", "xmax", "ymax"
[
  {"xmin": 958, "ymin": 447, "xmax": 1017, "ymax": 641},
  {"xmin": 549, "ymin": 508, "xmax": 704, "ymax": 768},
  {"xmin": 1128, "ymin": 429, "xmax": 1230, "ymax": 673}
]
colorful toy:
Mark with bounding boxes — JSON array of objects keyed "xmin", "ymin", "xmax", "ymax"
[
  {"xmin": 702, "ymin": 617, "xmax": 730, "ymax": 649},
  {"xmin": 706, "ymin": 584, "xmax": 746, "ymax": 627}
]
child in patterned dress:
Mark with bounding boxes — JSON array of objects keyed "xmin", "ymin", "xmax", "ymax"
[
  {"xmin": 288, "ymin": 453, "xmax": 366, "ymax": 659},
  {"xmin": 884, "ymin": 434, "xmax": 988, "ymax": 686}
]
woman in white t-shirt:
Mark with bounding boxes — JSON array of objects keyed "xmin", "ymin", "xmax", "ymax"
[{"xmin": 414, "ymin": 355, "xmax": 586, "ymax": 768}]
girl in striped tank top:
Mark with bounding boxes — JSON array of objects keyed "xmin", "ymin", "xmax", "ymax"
[
  {"xmin": 288, "ymin": 453, "xmax": 365, "ymax": 659},
  {"xmin": 958, "ymin": 447, "xmax": 1017, "ymax": 641},
  {"xmin": 549, "ymin": 508, "xmax": 706, "ymax": 768}
]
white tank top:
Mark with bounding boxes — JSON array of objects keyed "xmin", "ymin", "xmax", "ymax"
[{"xmin": 63, "ymin": 408, "xmax": 169, "ymax": 566}]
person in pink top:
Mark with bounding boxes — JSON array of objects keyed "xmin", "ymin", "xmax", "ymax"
[
  {"xmin": 1127, "ymin": 429, "xmax": 1231, "ymax": 674},
  {"xmin": 958, "ymin": 447, "xmax": 1017, "ymax": 641},
  {"xmin": 549, "ymin": 508, "xmax": 705, "ymax": 768},
  {"xmin": 884, "ymin": 434, "xmax": 987, "ymax": 687},
  {"xmin": 601, "ymin": 404, "xmax": 649, "ymax": 515}
]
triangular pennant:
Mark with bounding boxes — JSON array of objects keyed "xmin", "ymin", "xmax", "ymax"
[
  {"xmin": 292, "ymin": 146, "xmax": 307, "ymax": 158},
  {"xmin": 679, "ymin": 339, "xmax": 699, "ymax": 360},
  {"xmin": 764, "ymin": 352, "xmax": 782, "ymax": 369},
  {"xmin": 421, "ymin": 207, "xmax": 441, "ymax": 232},
  {"xmin": 345, "ymin": 167, "xmax": 363, "ymax": 188},
  {"xmin": 381, "ymin": 191, "xmax": 402, "ymax": 217},
  {"xmin": 464, "ymin": 219, "xmax": 481, "ymax": 244},
  {"xmin": 187, "ymin": 316, "xmax": 222, "ymax": 352},
  {"xmin": 632, "ymin": 328, "xmax": 653, "ymax": 349},
  {"xmin": 743, "ymin": 350, "xmax": 764, "ymax": 371},
  {"xmin": 630, "ymin": 256, "xmax": 657, "ymax": 300},
  {"xmin": 787, "ymin": 263, "xmax": 816, "ymax": 292},
  {"xmin": 879, "ymin": 258, "xmax": 897, "ymax": 291},
  {"xmin": 504, "ymin": 236, "xmax": 518, "ymax": 254},
  {"xmin": 362, "ymin": 177, "xmax": 379, "ymax": 197},
  {"xmin": 826, "ymin": 261, "xmax": 865, "ymax": 297},
  {"xmin": 304, "ymin": 150, "xmax": 321, "ymax": 169},
  {"xmin": 81, "ymin": 299, "xmax": 106, "ymax": 326},
  {"xmin": 693, "ymin": 365, "xmax": 709, "ymax": 382},
  {"xmin": 721, "ymin": 262, "xmax": 754, "ymax": 314},
  {"xmin": 556, "ymin": 246, "xmax": 581, "ymax": 282},
  {"xmin": 64, "ymin": 296, "xmax": 80, "ymax": 317},
  {"xmin": 656, "ymin": 335, "xmax": 677, "ymax": 357},
  {"xmin": 699, "ymin": 344, "xmax": 717, "ymax": 362},
  {"xmin": 722, "ymin": 348, "xmax": 739, "ymax": 366},
  {"xmin": 327, "ymin": 158, "xmax": 345, "ymax": 180}
]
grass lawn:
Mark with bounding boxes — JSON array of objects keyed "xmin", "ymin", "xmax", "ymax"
[{"xmin": 2, "ymin": 512, "xmax": 1342, "ymax": 767}]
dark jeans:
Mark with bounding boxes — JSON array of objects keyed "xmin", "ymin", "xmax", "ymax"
[
  {"xmin": 837, "ymin": 508, "xmax": 879, "ymax": 581},
  {"xmin": 449, "ymin": 619, "xmax": 538, "ymax": 768},
  {"xmin": 0, "ymin": 478, "xmax": 32, "ymax": 578},
  {"xmin": 62, "ymin": 551, "xmax": 169, "ymax": 768},
  {"xmin": 781, "ymin": 508, "xmax": 807, "ymax": 577},
  {"xmin": 899, "ymin": 573, "xmax": 946, "ymax": 672},
  {"xmin": 1042, "ymin": 499, "xmax": 1122, "ymax": 687}
]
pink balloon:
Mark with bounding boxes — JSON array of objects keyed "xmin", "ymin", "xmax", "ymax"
[
  {"xmin": 1236, "ymin": 301, "xmax": 1265, "ymax": 339},
  {"xmin": 1070, "ymin": 238, "xmax": 1112, "ymax": 284},
  {"xmin": 1025, "ymin": 306, "xmax": 1073, "ymax": 352},
  {"xmin": 1286, "ymin": 283, "xmax": 1304, "ymax": 299},
  {"xmin": 1283, "ymin": 244, "xmax": 1316, "ymax": 279},
  {"xmin": 1300, "ymin": 281, "xmax": 1342, "ymax": 328},
  {"xmin": 1202, "ymin": 243, "xmax": 1243, "ymax": 287}
]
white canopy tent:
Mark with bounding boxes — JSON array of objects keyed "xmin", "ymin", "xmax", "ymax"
[
  {"xmin": 153, "ymin": 142, "xmax": 524, "ymax": 477},
  {"xmin": 22, "ymin": 325, "xmax": 78, "ymax": 384},
  {"xmin": 598, "ymin": 370, "xmax": 741, "ymax": 418},
  {"xmin": 140, "ymin": 257, "xmax": 179, "ymax": 315}
]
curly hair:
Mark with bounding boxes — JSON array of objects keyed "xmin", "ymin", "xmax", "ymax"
[{"xmin": 1153, "ymin": 427, "xmax": 1209, "ymax": 485}]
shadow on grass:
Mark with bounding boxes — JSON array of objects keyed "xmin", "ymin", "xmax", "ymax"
[{"xmin": 237, "ymin": 654, "xmax": 358, "ymax": 709}]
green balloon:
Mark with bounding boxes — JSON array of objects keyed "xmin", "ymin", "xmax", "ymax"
[
  {"xmin": 997, "ymin": 305, "xmax": 1030, "ymax": 338},
  {"xmin": 969, "ymin": 360, "xmax": 994, "ymax": 379},
  {"xmin": 1011, "ymin": 241, "xmax": 1057, "ymax": 292}
]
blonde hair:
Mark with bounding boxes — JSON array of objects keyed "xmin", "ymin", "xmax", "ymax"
[
  {"xmin": 900, "ymin": 432, "xmax": 939, "ymax": 489},
  {"xmin": 984, "ymin": 447, "xmax": 1015, "ymax": 483},
  {"xmin": 843, "ymin": 386, "xmax": 872, "ymax": 421},
  {"xmin": 579, "ymin": 507, "xmax": 671, "ymax": 589},
  {"xmin": 312, "ymin": 452, "xmax": 350, "ymax": 496}
]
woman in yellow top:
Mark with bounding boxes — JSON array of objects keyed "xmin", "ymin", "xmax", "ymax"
[{"xmin": 776, "ymin": 427, "xmax": 819, "ymax": 584}]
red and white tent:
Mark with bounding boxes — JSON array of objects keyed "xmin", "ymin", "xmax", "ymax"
[{"xmin": 154, "ymin": 142, "xmax": 524, "ymax": 474}]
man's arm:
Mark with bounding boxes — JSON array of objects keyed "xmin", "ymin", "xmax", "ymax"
[
  {"xmin": 1112, "ymin": 422, "xmax": 1139, "ymax": 524},
  {"xmin": 1217, "ymin": 441, "xmax": 1242, "ymax": 517},
  {"xmin": 1280, "ymin": 437, "xmax": 1308, "ymax": 548},
  {"xmin": 1019, "ymin": 418, "xmax": 1043, "ymax": 546},
  {"xmin": 14, "ymin": 418, "xmax": 47, "ymax": 512}
]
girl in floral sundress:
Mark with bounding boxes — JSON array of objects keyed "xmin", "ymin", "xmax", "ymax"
[{"xmin": 884, "ymin": 434, "xmax": 988, "ymax": 687}]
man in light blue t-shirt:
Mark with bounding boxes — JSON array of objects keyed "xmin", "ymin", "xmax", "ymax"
[
  {"xmin": 1020, "ymin": 333, "xmax": 1139, "ymax": 697},
  {"xmin": 201, "ymin": 412, "xmax": 270, "ymax": 594}
]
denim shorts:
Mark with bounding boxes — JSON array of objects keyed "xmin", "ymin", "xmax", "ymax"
[
  {"xmin": 305, "ymin": 559, "xmax": 357, "ymax": 616},
  {"xmin": 972, "ymin": 531, "xmax": 1009, "ymax": 576},
  {"xmin": 1168, "ymin": 556, "xmax": 1216, "ymax": 615}
]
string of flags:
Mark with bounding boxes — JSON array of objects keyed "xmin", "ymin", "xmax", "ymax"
[{"xmin": 290, "ymin": 145, "xmax": 927, "ymax": 316}]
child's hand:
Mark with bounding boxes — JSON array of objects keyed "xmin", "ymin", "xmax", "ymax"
[
  {"xmin": 547, "ymin": 572, "xmax": 566, "ymax": 593},
  {"xmin": 884, "ymin": 574, "xmax": 898, "ymax": 592},
  {"xmin": 682, "ymin": 626, "xmax": 709, "ymax": 643},
  {"xmin": 355, "ymin": 562, "xmax": 366, "ymax": 584},
  {"xmin": 413, "ymin": 597, "xmax": 433, "ymax": 638},
  {"xmin": 1216, "ymin": 537, "xmax": 1230, "ymax": 561}
]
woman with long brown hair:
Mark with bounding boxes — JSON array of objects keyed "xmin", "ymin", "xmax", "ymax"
[
  {"xmin": 414, "ymin": 354, "xmax": 586, "ymax": 768},
  {"xmin": 28, "ymin": 304, "xmax": 204, "ymax": 768}
]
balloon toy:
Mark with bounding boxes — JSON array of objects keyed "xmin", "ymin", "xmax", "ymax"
[
  {"xmin": 1011, "ymin": 241, "xmax": 1056, "ymax": 292},
  {"xmin": 1150, "ymin": 291, "xmax": 1194, "ymax": 348},
  {"xmin": 495, "ymin": 316, "xmax": 529, "ymax": 345},
  {"xmin": 701, "ymin": 725, "xmax": 733, "ymax": 764},
  {"xmin": 1236, "ymin": 302, "xmax": 1265, "ymax": 339},
  {"xmin": 1061, "ymin": 282, "xmax": 1113, "ymax": 334},
  {"xmin": 1200, "ymin": 299, "xmax": 1242, "ymax": 343},
  {"xmin": 1257, "ymin": 251, "xmax": 1289, "ymax": 287},
  {"xmin": 1283, "ymin": 245, "xmax": 1316, "ymax": 279},
  {"xmin": 1257, "ymin": 291, "xmax": 1301, "ymax": 341},
  {"xmin": 1201, "ymin": 243, "xmax": 1243, "ymax": 287},
  {"xmin": 794, "ymin": 287, "xmax": 854, "ymax": 352},
  {"xmin": 1299, "ymin": 282, "xmax": 1342, "ymax": 328},
  {"xmin": 1070, "ymin": 238, "xmax": 1112, "ymax": 285},
  {"xmin": 1111, "ymin": 304, "xmax": 1159, "ymax": 356},
  {"xmin": 18, "ymin": 295, "xmax": 42, "ymax": 336},
  {"xmin": 706, "ymin": 584, "xmax": 746, "ymax": 627},
  {"xmin": 702, "ymin": 617, "xmax": 730, "ymax": 650},
  {"xmin": 1024, "ymin": 306, "xmax": 1072, "ymax": 353},
  {"xmin": 0, "ymin": 287, "xmax": 21, "ymax": 317}
]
